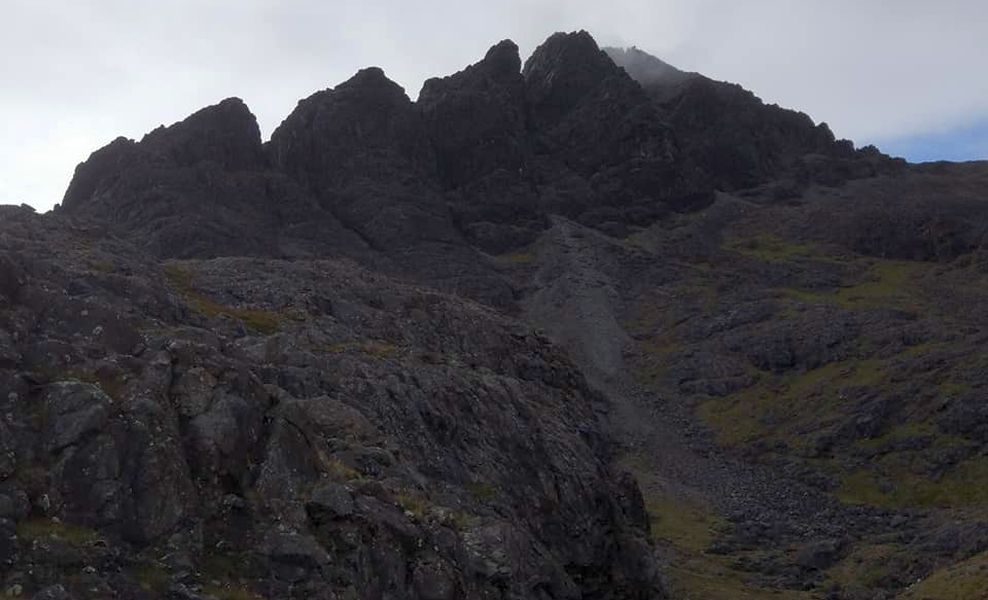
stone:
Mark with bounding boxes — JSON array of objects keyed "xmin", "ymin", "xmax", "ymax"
[
  {"xmin": 0, "ymin": 490, "xmax": 29, "ymax": 521},
  {"xmin": 0, "ymin": 518, "xmax": 16, "ymax": 567},
  {"xmin": 306, "ymin": 482, "xmax": 354, "ymax": 521},
  {"xmin": 795, "ymin": 539, "xmax": 844, "ymax": 571},
  {"xmin": 261, "ymin": 531, "xmax": 330, "ymax": 583},
  {"xmin": 412, "ymin": 560, "xmax": 458, "ymax": 600},
  {"xmin": 43, "ymin": 383, "xmax": 111, "ymax": 453},
  {"xmin": 32, "ymin": 585, "xmax": 75, "ymax": 600}
]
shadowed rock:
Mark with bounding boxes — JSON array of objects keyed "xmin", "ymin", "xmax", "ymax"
[
  {"xmin": 523, "ymin": 30, "xmax": 631, "ymax": 126},
  {"xmin": 419, "ymin": 39, "xmax": 528, "ymax": 187},
  {"xmin": 270, "ymin": 67, "xmax": 436, "ymax": 189}
]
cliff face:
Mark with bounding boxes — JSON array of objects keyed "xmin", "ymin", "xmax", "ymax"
[
  {"xmin": 58, "ymin": 30, "xmax": 870, "ymax": 289},
  {"xmin": 0, "ymin": 205, "xmax": 660, "ymax": 599},
  {"xmin": 5, "ymin": 29, "xmax": 988, "ymax": 600}
]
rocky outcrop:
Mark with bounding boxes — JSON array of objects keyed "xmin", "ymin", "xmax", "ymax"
[
  {"xmin": 269, "ymin": 67, "xmax": 436, "ymax": 189},
  {"xmin": 608, "ymin": 44, "xmax": 904, "ymax": 191},
  {"xmin": 140, "ymin": 97, "xmax": 267, "ymax": 171},
  {"xmin": 269, "ymin": 67, "xmax": 512, "ymax": 304},
  {"xmin": 0, "ymin": 208, "xmax": 662, "ymax": 598},
  {"xmin": 59, "ymin": 99, "xmax": 365, "ymax": 261},
  {"xmin": 58, "ymin": 31, "xmax": 895, "ymax": 270},
  {"xmin": 268, "ymin": 66, "xmax": 450, "ymax": 253},
  {"xmin": 419, "ymin": 40, "xmax": 529, "ymax": 187}
]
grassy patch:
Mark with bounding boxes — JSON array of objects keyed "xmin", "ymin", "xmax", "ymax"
[
  {"xmin": 626, "ymin": 283, "xmax": 719, "ymax": 391},
  {"xmin": 699, "ymin": 353, "xmax": 988, "ymax": 511},
  {"xmin": 643, "ymin": 493, "xmax": 721, "ymax": 553},
  {"xmin": 320, "ymin": 455, "xmax": 362, "ymax": 481},
  {"xmin": 667, "ymin": 565, "xmax": 812, "ymax": 600},
  {"xmin": 33, "ymin": 367, "xmax": 125, "ymax": 401},
  {"xmin": 199, "ymin": 551, "xmax": 263, "ymax": 600},
  {"xmin": 497, "ymin": 251, "xmax": 535, "ymax": 265},
  {"xmin": 619, "ymin": 454, "xmax": 805, "ymax": 599},
  {"xmin": 833, "ymin": 261, "xmax": 928, "ymax": 311},
  {"xmin": 321, "ymin": 340, "xmax": 398, "ymax": 358},
  {"xmin": 71, "ymin": 370, "xmax": 126, "ymax": 401},
  {"xmin": 395, "ymin": 490, "xmax": 429, "ymax": 520},
  {"xmin": 825, "ymin": 543, "xmax": 903, "ymax": 593},
  {"xmin": 134, "ymin": 562, "xmax": 170, "ymax": 594},
  {"xmin": 164, "ymin": 264, "xmax": 281, "ymax": 335},
  {"xmin": 838, "ymin": 453, "xmax": 988, "ymax": 509},
  {"xmin": 87, "ymin": 259, "xmax": 117, "ymax": 273},
  {"xmin": 201, "ymin": 584, "xmax": 264, "ymax": 600},
  {"xmin": 644, "ymin": 492, "xmax": 806, "ymax": 599},
  {"xmin": 16, "ymin": 518, "xmax": 100, "ymax": 545},
  {"xmin": 782, "ymin": 259, "xmax": 930, "ymax": 312},
  {"xmin": 466, "ymin": 481, "xmax": 498, "ymax": 503},
  {"xmin": 13, "ymin": 464, "xmax": 48, "ymax": 495},
  {"xmin": 901, "ymin": 341, "xmax": 942, "ymax": 358},
  {"xmin": 202, "ymin": 551, "xmax": 249, "ymax": 580},
  {"xmin": 626, "ymin": 281, "xmax": 719, "ymax": 334},
  {"xmin": 634, "ymin": 336, "xmax": 682, "ymax": 389},
  {"xmin": 900, "ymin": 550, "xmax": 988, "ymax": 599},
  {"xmin": 448, "ymin": 510, "xmax": 478, "ymax": 531},
  {"xmin": 939, "ymin": 380, "xmax": 972, "ymax": 397},
  {"xmin": 855, "ymin": 421, "xmax": 939, "ymax": 451},
  {"xmin": 725, "ymin": 234, "xmax": 829, "ymax": 263},
  {"xmin": 699, "ymin": 359, "xmax": 887, "ymax": 448}
]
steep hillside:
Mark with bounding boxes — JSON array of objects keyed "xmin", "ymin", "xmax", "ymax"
[
  {"xmin": 507, "ymin": 162, "xmax": 988, "ymax": 599},
  {"xmin": 0, "ymin": 206, "xmax": 658, "ymax": 599},
  {"xmin": 3, "ymin": 29, "xmax": 987, "ymax": 600}
]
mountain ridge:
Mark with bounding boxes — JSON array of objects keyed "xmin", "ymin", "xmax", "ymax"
[
  {"xmin": 3, "ymin": 30, "xmax": 988, "ymax": 600},
  {"xmin": 56, "ymin": 30, "xmax": 889, "ymax": 304}
]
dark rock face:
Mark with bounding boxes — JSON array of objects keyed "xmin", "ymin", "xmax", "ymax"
[
  {"xmin": 419, "ymin": 40, "xmax": 528, "ymax": 187},
  {"xmin": 268, "ymin": 67, "xmax": 449, "ymax": 251},
  {"xmin": 418, "ymin": 40, "xmax": 541, "ymax": 255},
  {"xmin": 61, "ymin": 137, "xmax": 140, "ymax": 212},
  {"xmin": 141, "ymin": 97, "xmax": 267, "ymax": 171},
  {"xmin": 57, "ymin": 30, "xmax": 888, "ymax": 276},
  {"xmin": 0, "ymin": 209, "xmax": 661, "ymax": 599},
  {"xmin": 524, "ymin": 31, "xmax": 626, "ymax": 127},
  {"xmin": 270, "ymin": 68, "xmax": 436, "ymax": 189},
  {"xmin": 60, "ymin": 98, "xmax": 365, "ymax": 261},
  {"xmin": 663, "ymin": 76, "xmax": 841, "ymax": 189},
  {"xmin": 269, "ymin": 67, "xmax": 512, "ymax": 304},
  {"xmin": 608, "ymin": 44, "xmax": 901, "ymax": 191}
]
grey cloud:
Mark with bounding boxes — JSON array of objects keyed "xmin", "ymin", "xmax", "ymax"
[{"xmin": 3, "ymin": 0, "xmax": 987, "ymax": 211}]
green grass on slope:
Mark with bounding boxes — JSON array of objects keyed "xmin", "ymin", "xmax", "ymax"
[
  {"xmin": 620, "ymin": 456, "xmax": 812, "ymax": 599},
  {"xmin": 783, "ymin": 260, "xmax": 931, "ymax": 312},
  {"xmin": 164, "ymin": 263, "xmax": 283, "ymax": 334},
  {"xmin": 838, "ymin": 453, "xmax": 988, "ymax": 510},
  {"xmin": 724, "ymin": 234, "xmax": 833, "ymax": 263},
  {"xmin": 700, "ymin": 349, "xmax": 988, "ymax": 511},
  {"xmin": 495, "ymin": 250, "xmax": 536, "ymax": 264},
  {"xmin": 825, "ymin": 543, "xmax": 907, "ymax": 594},
  {"xmin": 199, "ymin": 551, "xmax": 265, "ymax": 600},
  {"xmin": 724, "ymin": 232, "xmax": 934, "ymax": 313},
  {"xmin": 899, "ymin": 551, "xmax": 988, "ymax": 600},
  {"xmin": 698, "ymin": 359, "xmax": 887, "ymax": 449},
  {"xmin": 16, "ymin": 518, "xmax": 100, "ymax": 545}
]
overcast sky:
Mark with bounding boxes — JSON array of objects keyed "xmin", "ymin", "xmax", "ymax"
[{"xmin": 3, "ymin": 0, "xmax": 987, "ymax": 211}]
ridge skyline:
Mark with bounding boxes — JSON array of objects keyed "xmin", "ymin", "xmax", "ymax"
[{"xmin": 5, "ymin": 12, "xmax": 987, "ymax": 213}]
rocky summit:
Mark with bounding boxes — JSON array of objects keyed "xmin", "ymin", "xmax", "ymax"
[{"xmin": 2, "ymin": 30, "xmax": 987, "ymax": 600}]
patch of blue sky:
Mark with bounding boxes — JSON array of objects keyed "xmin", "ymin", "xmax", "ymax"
[{"xmin": 872, "ymin": 118, "xmax": 988, "ymax": 163}]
